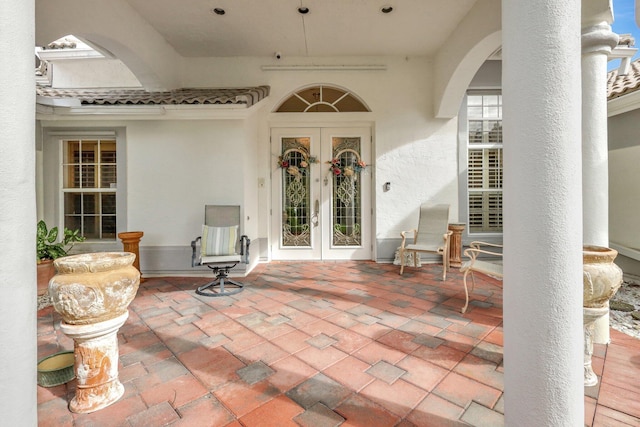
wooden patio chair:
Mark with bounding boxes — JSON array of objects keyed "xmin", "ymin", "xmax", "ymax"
[
  {"xmin": 399, "ymin": 204, "xmax": 452, "ymax": 280},
  {"xmin": 459, "ymin": 241, "xmax": 503, "ymax": 313}
]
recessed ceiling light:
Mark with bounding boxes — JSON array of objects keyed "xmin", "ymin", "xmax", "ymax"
[
  {"xmin": 298, "ymin": 6, "xmax": 309, "ymax": 14},
  {"xmin": 381, "ymin": 6, "xmax": 393, "ymax": 13},
  {"xmin": 211, "ymin": 8, "xmax": 225, "ymax": 15}
]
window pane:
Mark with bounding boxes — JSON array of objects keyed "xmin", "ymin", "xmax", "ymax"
[
  {"xmin": 63, "ymin": 164, "xmax": 80, "ymax": 188},
  {"xmin": 322, "ymin": 87, "xmax": 344, "ymax": 104},
  {"xmin": 468, "ymin": 121, "xmax": 484, "ymax": 144},
  {"xmin": 102, "ymin": 193, "xmax": 116, "ymax": 215},
  {"xmin": 82, "ymin": 216, "xmax": 99, "ymax": 239},
  {"xmin": 487, "ymin": 121, "xmax": 502, "ymax": 143},
  {"xmin": 277, "ymin": 96, "xmax": 308, "ymax": 112},
  {"xmin": 64, "ymin": 215, "xmax": 81, "ymax": 234},
  {"xmin": 81, "ymin": 141, "xmax": 97, "ymax": 163},
  {"xmin": 82, "ymin": 193, "xmax": 97, "ymax": 214},
  {"xmin": 334, "ymin": 94, "xmax": 368, "ymax": 112},
  {"xmin": 102, "ymin": 216, "xmax": 116, "ymax": 239},
  {"xmin": 64, "ymin": 193, "xmax": 81, "ymax": 215},
  {"xmin": 467, "ymin": 95, "xmax": 483, "ymax": 106},
  {"xmin": 101, "ymin": 165, "xmax": 117, "ymax": 188},
  {"xmin": 81, "ymin": 164, "xmax": 96, "ymax": 188},
  {"xmin": 100, "ymin": 141, "xmax": 116, "ymax": 162},
  {"xmin": 308, "ymin": 103, "xmax": 336, "ymax": 112}
]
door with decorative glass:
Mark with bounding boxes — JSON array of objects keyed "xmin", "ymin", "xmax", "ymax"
[{"xmin": 271, "ymin": 127, "xmax": 372, "ymax": 260}]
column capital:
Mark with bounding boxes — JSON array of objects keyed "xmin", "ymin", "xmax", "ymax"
[{"xmin": 582, "ymin": 22, "xmax": 619, "ymax": 55}]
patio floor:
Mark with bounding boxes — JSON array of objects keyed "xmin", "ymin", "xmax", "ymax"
[{"xmin": 37, "ymin": 261, "xmax": 640, "ymax": 426}]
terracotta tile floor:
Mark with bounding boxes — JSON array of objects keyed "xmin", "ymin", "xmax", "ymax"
[{"xmin": 37, "ymin": 261, "xmax": 640, "ymax": 426}]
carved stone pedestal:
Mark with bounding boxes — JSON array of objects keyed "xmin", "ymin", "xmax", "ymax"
[
  {"xmin": 60, "ymin": 313, "xmax": 128, "ymax": 413},
  {"xmin": 583, "ymin": 306, "xmax": 608, "ymax": 387},
  {"xmin": 582, "ymin": 245, "xmax": 623, "ymax": 386},
  {"xmin": 49, "ymin": 252, "xmax": 140, "ymax": 413}
]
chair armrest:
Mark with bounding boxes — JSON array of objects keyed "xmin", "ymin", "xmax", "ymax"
[
  {"xmin": 463, "ymin": 247, "xmax": 504, "ymax": 260},
  {"xmin": 461, "ymin": 242, "xmax": 503, "ymax": 272},
  {"xmin": 400, "ymin": 230, "xmax": 417, "ymax": 247},
  {"xmin": 191, "ymin": 236, "xmax": 201, "ymax": 267},
  {"xmin": 469, "ymin": 241, "xmax": 503, "ymax": 251}
]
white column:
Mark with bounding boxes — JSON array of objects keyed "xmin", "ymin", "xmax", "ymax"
[
  {"xmin": 582, "ymin": 22, "xmax": 618, "ymax": 344},
  {"xmin": 0, "ymin": 1, "xmax": 37, "ymax": 426},
  {"xmin": 502, "ymin": 0, "xmax": 584, "ymax": 425}
]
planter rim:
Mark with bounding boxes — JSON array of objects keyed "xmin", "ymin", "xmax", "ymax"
[
  {"xmin": 118, "ymin": 231, "xmax": 144, "ymax": 238},
  {"xmin": 54, "ymin": 252, "xmax": 135, "ymax": 274},
  {"xmin": 583, "ymin": 245, "xmax": 618, "ymax": 263}
]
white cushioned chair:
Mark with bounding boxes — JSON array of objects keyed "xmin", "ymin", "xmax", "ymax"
[
  {"xmin": 399, "ymin": 203, "xmax": 452, "ymax": 280},
  {"xmin": 191, "ymin": 205, "xmax": 250, "ymax": 297}
]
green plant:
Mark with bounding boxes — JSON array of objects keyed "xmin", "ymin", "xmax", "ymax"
[{"xmin": 37, "ymin": 220, "xmax": 85, "ymax": 261}]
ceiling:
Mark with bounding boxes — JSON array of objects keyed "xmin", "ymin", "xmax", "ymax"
[{"xmin": 121, "ymin": 0, "xmax": 478, "ymax": 58}]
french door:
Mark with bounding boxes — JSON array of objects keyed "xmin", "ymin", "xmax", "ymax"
[{"xmin": 271, "ymin": 127, "xmax": 372, "ymax": 260}]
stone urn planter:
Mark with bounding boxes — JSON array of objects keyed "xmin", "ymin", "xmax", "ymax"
[
  {"xmin": 49, "ymin": 252, "xmax": 140, "ymax": 413},
  {"xmin": 582, "ymin": 245, "xmax": 623, "ymax": 386}
]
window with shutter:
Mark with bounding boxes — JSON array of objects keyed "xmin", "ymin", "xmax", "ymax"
[
  {"xmin": 62, "ymin": 139, "xmax": 117, "ymax": 240},
  {"xmin": 466, "ymin": 94, "xmax": 503, "ymax": 233}
]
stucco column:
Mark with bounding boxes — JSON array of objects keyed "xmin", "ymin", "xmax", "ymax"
[
  {"xmin": 582, "ymin": 23, "xmax": 618, "ymax": 344},
  {"xmin": 502, "ymin": 0, "xmax": 584, "ymax": 425},
  {"xmin": 0, "ymin": 0, "xmax": 37, "ymax": 425}
]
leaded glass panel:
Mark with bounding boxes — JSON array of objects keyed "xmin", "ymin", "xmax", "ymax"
[
  {"xmin": 280, "ymin": 137, "xmax": 312, "ymax": 246},
  {"xmin": 331, "ymin": 137, "xmax": 363, "ymax": 246}
]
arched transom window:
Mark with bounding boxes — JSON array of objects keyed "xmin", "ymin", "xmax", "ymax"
[{"xmin": 276, "ymin": 85, "xmax": 369, "ymax": 112}]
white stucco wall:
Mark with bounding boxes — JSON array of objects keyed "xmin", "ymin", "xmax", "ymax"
[
  {"xmin": 51, "ymin": 59, "xmax": 141, "ymax": 88},
  {"xmin": 608, "ymin": 108, "xmax": 640, "ymax": 264},
  {"xmin": 37, "ymin": 55, "xmax": 466, "ymax": 270},
  {"xmin": 125, "ymin": 120, "xmax": 246, "ymax": 244},
  {"xmin": 39, "ymin": 118, "xmax": 253, "ymax": 273}
]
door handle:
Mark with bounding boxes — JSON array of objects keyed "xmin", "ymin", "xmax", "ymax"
[{"xmin": 312, "ymin": 199, "xmax": 319, "ymax": 227}]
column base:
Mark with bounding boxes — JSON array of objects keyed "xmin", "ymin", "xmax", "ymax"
[{"xmin": 70, "ymin": 380, "xmax": 125, "ymax": 414}]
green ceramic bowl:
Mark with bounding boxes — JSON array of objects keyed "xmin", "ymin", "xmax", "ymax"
[{"xmin": 37, "ymin": 351, "xmax": 75, "ymax": 387}]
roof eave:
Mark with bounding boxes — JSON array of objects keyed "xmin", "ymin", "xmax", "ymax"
[{"xmin": 608, "ymin": 89, "xmax": 640, "ymax": 116}]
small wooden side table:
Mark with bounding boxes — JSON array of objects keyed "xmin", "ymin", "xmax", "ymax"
[
  {"xmin": 118, "ymin": 231, "xmax": 144, "ymax": 280},
  {"xmin": 448, "ymin": 223, "xmax": 466, "ymax": 268}
]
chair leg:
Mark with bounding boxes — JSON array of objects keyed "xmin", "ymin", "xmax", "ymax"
[
  {"xmin": 461, "ymin": 270, "xmax": 470, "ymax": 314},
  {"xmin": 399, "ymin": 248, "xmax": 405, "ymax": 275},
  {"xmin": 196, "ymin": 269, "xmax": 244, "ymax": 297}
]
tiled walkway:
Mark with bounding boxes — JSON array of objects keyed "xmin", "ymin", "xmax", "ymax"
[{"xmin": 37, "ymin": 262, "xmax": 640, "ymax": 426}]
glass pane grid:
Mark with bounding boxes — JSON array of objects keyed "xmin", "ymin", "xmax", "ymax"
[
  {"xmin": 467, "ymin": 93, "xmax": 503, "ymax": 234},
  {"xmin": 63, "ymin": 138, "xmax": 117, "ymax": 241}
]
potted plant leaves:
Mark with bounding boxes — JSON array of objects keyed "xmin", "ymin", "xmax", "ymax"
[{"xmin": 37, "ymin": 220, "xmax": 85, "ymax": 296}]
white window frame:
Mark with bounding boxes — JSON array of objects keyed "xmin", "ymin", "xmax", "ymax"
[
  {"xmin": 458, "ymin": 92, "xmax": 503, "ymax": 242},
  {"xmin": 43, "ymin": 128, "xmax": 127, "ymax": 249},
  {"xmin": 62, "ymin": 137, "xmax": 118, "ymax": 240}
]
